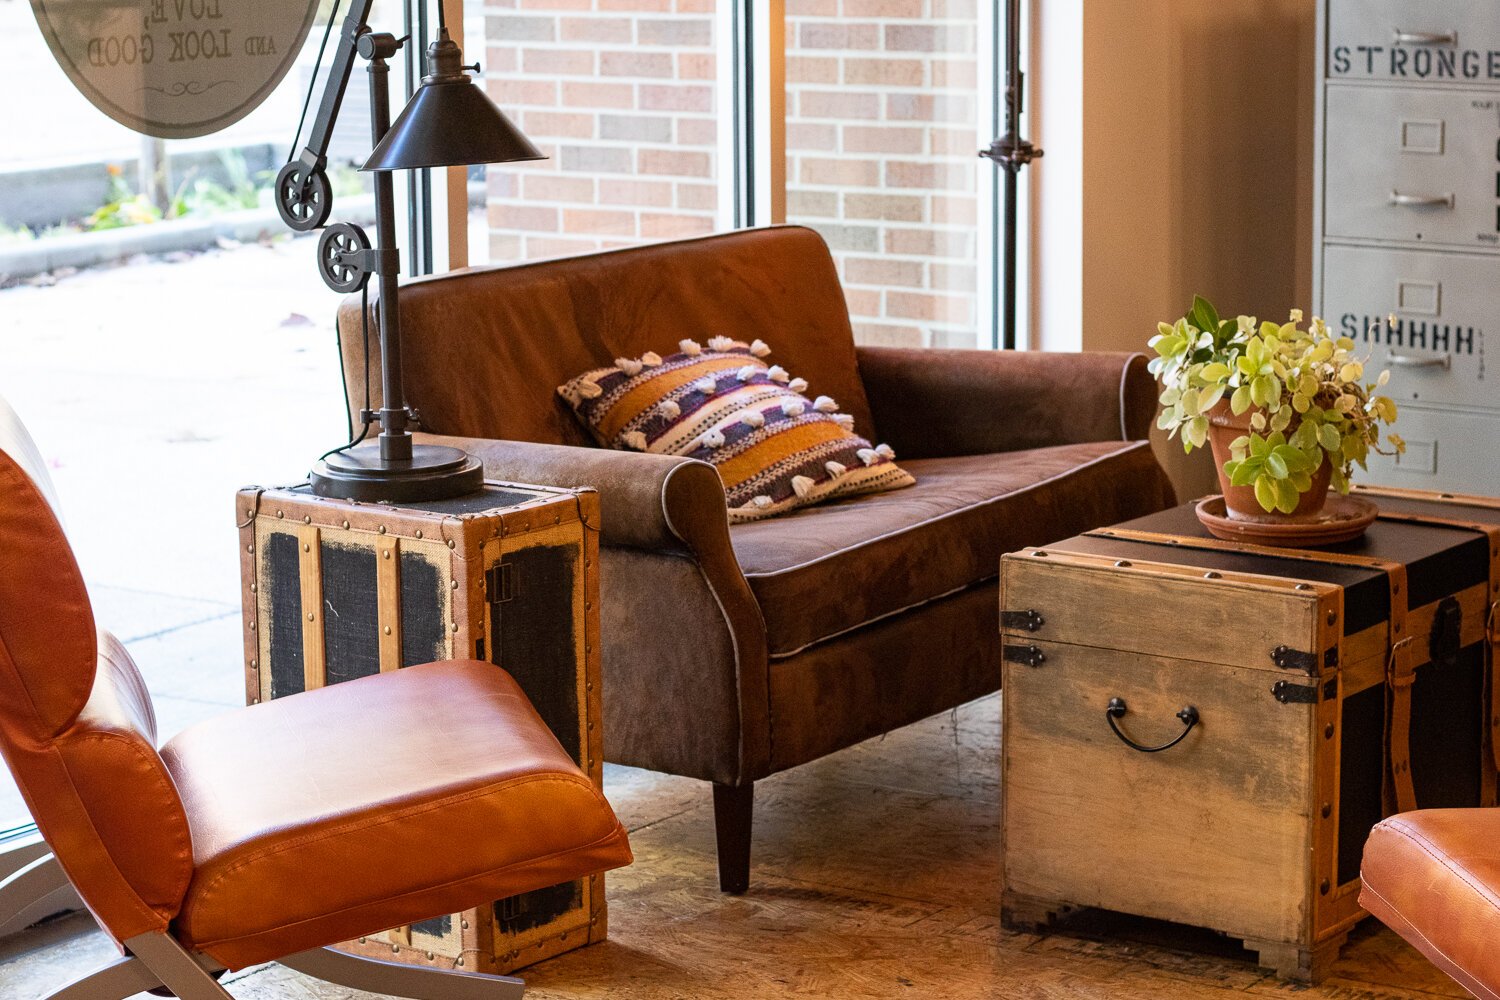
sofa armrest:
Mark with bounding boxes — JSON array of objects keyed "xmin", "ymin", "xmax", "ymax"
[
  {"xmin": 417, "ymin": 433, "xmax": 773, "ymax": 781},
  {"xmin": 855, "ymin": 347, "xmax": 1159, "ymax": 459},
  {"xmin": 416, "ymin": 434, "xmax": 734, "ymax": 556}
]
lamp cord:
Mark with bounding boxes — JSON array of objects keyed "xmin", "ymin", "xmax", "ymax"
[
  {"xmin": 317, "ymin": 284, "xmax": 373, "ymax": 463},
  {"xmin": 288, "ymin": 0, "xmax": 344, "ymax": 164},
  {"xmin": 436, "ymin": 0, "xmax": 446, "ymax": 35}
]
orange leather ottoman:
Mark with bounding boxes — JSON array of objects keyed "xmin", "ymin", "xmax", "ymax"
[{"xmin": 1361, "ymin": 810, "xmax": 1500, "ymax": 1000}]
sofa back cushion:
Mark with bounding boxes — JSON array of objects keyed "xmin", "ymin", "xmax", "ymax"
[{"xmin": 337, "ymin": 226, "xmax": 875, "ymax": 447}]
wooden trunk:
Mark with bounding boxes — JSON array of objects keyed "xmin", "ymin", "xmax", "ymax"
[
  {"xmin": 236, "ymin": 481, "xmax": 606, "ymax": 975},
  {"xmin": 1000, "ymin": 487, "xmax": 1500, "ymax": 984}
]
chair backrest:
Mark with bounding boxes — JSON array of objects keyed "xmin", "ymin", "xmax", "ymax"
[
  {"xmin": 335, "ymin": 225, "xmax": 877, "ymax": 446},
  {"xmin": 0, "ymin": 397, "xmax": 193, "ymax": 943}
]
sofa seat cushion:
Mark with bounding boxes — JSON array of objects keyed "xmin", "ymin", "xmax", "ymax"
[{"xmin": 731, "ymin": 440, "xmax": 1174, "ymax": 658}]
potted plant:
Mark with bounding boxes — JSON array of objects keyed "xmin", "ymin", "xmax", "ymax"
[{"xmin": 1150, "ymin": 295, "xmax": 1405, "ymax": 522}]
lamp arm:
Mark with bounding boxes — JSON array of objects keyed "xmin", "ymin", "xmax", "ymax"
[{"xmin": 275, "ymin": 0, "xmax": 379, "ymax": 232}]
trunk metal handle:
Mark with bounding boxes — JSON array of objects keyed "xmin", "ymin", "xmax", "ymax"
[
  {"xmin": 1105, "ymin": 698, "xmax": 1199, "ymax": 753},
  {"xmin": 1392, "ymin": 28, "xmax": 1457, "ymax": 46},
  {"xmin": 1389, "ymin": 190, "xmax": 1455, "ymax": 208},
  {"xmin": 1386, "ymin": 352, "xmax": 1451, "ymax": 369}
]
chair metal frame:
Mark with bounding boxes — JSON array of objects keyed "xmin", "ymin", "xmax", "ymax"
[{"xmin": 3, "ymin": 854, "xmax": 525, "ymax": 1000}]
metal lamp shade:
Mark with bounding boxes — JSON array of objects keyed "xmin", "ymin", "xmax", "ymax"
[{"xmin": 364, "ymin": 78, "xmax": 544, "ymax": 171}]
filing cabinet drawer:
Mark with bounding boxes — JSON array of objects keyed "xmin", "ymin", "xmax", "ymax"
[
  {"xmin": 1324, "ymin": 86, "xmax": 1500, "ymax": 249},
  {"xmin": 1328, "ymin": 0, "xmax": 1500, "ymax": 84},
  {"xmin": 1361, "ymin": 404, "xmax": 1500, "ymax": 495},
  {"xmin": 1321, "ymin": 245, "xmax": 1494, "ymax": 411}
]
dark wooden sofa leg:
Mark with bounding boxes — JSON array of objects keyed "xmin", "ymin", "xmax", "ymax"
[{"xmin": 712, "ymin": 782, "xmax": 753, "ymax": 894}]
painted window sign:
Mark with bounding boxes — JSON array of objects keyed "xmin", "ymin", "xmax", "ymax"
[{"xmin": 30, "ymin": 0, "xmax": 319, "ymax": 139}]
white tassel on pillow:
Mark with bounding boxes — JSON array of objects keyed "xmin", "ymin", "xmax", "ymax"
[
  {"xmin": 657, "ymin": 399, "xmax": 681, "ymax": 419},
  {"xmin": 767, "ymin": 365, "xmax": 790, "ymax": 384},
  {"xmin": 791, "ymin": 475, "xmax": 816, "ymax": 498},
  {"xmin": 752, "ymin": 495, "xmax": 773, "ymax": 509},
  {"xmin": 750, "ymin": 339, "xmax": 771, "ymax": 358},
  {"xmin": 615, "ymin": 357, "xmax": 644, "ymax": 376},
  {"xmin": 700, "ymin": 428, "xmax": 726, "ymax": 449},
  {"xmin": 622, "ymin": 431, "xmax": 648, "ymax": 451},
  {"xmin": 736, "ymin": 365, "xmax": 759, "ymax": 382},
  {"xmin": 679, "ymin": 339, "xmax": 702, "ymax": 356},
  {"xmin": 708, "ymin": 335, "xmax": 737, "ymax": 353},
  {"xmin": 788, "ymin": 377, "xmax": 809, "ymax": 393},
  {"xmin": 857, "ymin": 448, "xmax": 879, "ymax": 467},
  {"xmin": 812, "ymin": 395, "xmax": 838, "ymax": 413},
  {"xmin": 876, "ymin": 443, "xmax": 896, "ymax": 460},
  {"xmin": 781, "ymin": 399, "xmax": 806, "ymax": 417},
  {"xmin": 641, "ymin": 351, "xmax": 663, "ymax": 367},
  {"xmin": 825, "ymin": 461, "xmax": 847, "ymax": 478},
  {"xmin": 577, "ymin": 380, "xmax": 603, "ymax": 400},
  {"xmin": 743, "ymin": 411, "xmax": 766, "ymax": 429},
  {"xmin": 694, "ymin": 376, "xmax": 717, "ymax": 394},
  {"xmin": 833, "ymin": 414, "xmax": 855, "ymax": 430}
]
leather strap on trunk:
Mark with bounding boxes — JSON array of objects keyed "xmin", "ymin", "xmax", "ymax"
[
  {"xmin": 1384, "ymin": 562, "xmax": 1417, "ymax": 815},
  {"xmin": 1374, "ymin": 511, "xmax": 1500, "ymax": 776}
]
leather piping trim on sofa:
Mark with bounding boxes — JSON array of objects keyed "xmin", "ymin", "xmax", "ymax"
[
  {"xmin": 659, "ymin": 462, "xmax": 768, "ymax": 784},
  {"xmin": 1118, "ymin": 353, "xmax": 1146, "ymax": 442},
  {"xmin": 768, "ymin": 579, "xmax": 991, "ymax": 661},
  {"xmin": 743, "ymin": 440, "xmax": 1155, "ymax": 580}
]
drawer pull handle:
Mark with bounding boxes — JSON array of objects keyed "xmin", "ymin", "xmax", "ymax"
[
  {"xmin": 1105, "ymin": 697, "xmax": 1199, "ymax": 753},
  {"xmin": 1392, "ymin": 28, "xmax": 1457, "ymax": 47},
  {"xmin": 1386, "ymin": 352, "xmax": 1451, "ymax": 369},
  {"xmin": 1389, "ymin": 190, "xmax": 1454, "ymax": 209}
]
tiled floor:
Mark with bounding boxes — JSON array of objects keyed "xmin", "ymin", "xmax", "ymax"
[{"xmin": 0, "ymin": 695, "xmax": 1466, "ymax": 1000}]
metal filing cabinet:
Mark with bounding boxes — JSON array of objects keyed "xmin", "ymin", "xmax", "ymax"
[{"xmin": 1315, "ymin": 0, "xmax": 1500, "ymax": 493}]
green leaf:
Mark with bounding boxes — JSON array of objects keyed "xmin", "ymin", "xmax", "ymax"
[
  {"xmin": 1230, "ymin": 385, "xmax": 1253, "ymax": 415},
  {"xmin": 1317, "ymin": 424, "xmax": 1341, "ymax": 452},
  {"xmin": 1254, "ymin": 476, "xmax": 1278, "ymax": 513},
  {"xmin": 1191, "ymin": 295, "xmax": 1220, "ymax": 334},
  {"xmin": 1264, "ymin": 452, "xmax": 1289, "ymax": 479},
  {"xmin": 1273, "ymin": 445, "xmax": 1311, "ymax": 473},
  {"xmin": 1274, "ymin": 478, "xmax": 1300, "ymax": 515},
  {"xmin": 1229, "ymin": 458, "xmax": 1261, "ymax": 487}
]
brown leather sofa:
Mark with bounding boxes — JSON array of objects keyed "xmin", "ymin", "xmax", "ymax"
[
  {"xmin": 336, "ymin": 225, "xmax": 1177, "ymax": 891},
  {"xmin": 1362, "ymin": 810, "xmax": 1500, "ymax": 999}
]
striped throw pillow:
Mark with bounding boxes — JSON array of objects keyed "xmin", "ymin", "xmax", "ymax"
[{"xmin": 558, "ymin": 337, "xmax": 915, "ymax": 522}]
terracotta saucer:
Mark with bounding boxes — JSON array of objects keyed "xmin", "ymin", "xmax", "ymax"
[{"xmin": 1194, "ymin": 493, "xmax": 1379, "ymax": 548}]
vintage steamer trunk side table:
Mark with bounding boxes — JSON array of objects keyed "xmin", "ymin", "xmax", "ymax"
[
  {"xmin": 1000, "ymin": 486, "xmax": 1500, "ymax": 983},
  {"xmin": 236, "ymin": 480, "xmax": 605, "ymax": 975}
]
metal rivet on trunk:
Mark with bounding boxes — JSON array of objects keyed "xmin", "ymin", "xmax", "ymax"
[
  {"xmin": 1320, "ymin": 879, "xmax": 1330, "ymax": 895},
  {"xmin": 1321, "ymin": 803, "xmax": 1332, "ymax": 818},
  {"xmin": 307, "ymin": 612, "xmax": 315, "ymax": 621},
  {"xmin": 342, "ymin": 520, "xmax": 350, "ymax": 529},
  {"xmin": 276, "ymin": 510, "xmax": 284, "ymax": 519},
  {"xmin": 379, "ymin": 525, "xmax": 387, "ymax": 534},
  {"xmin": 1324, "ymin": 724, "xmax": 1335, "ymax": 739},
  {"xmin": 1204, "ymin": 572, "xmax": 1221, "ymax": 580},
  {"xmin": 384, "ymin": 626, "xmax": 392, "ymax": 635},
  {"xmin": 1295, "ymin": 583, "xmax": 1311, "ymax": 591},
  {"xmin": 1327, "ymin": 610, "xmax": 1337, "ymax": 625},
  {"xmin": 1115, "ymin": 560, "xmax": 1132, "ymax": 568}
]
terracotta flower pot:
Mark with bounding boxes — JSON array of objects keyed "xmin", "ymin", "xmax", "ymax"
[{"xmin": 1205, "ymin": 400, "xmax": 1332, "ymax": 523}]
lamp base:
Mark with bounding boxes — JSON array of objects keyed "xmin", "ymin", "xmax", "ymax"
[{"xmin": 309, "ymin": 443, "xmax": 484, "ymax": 503}]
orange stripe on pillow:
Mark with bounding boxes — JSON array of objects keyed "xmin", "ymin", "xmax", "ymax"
[
  {"xmin": 715, "ymin": 420, "xmax": 850, "ymax": 490},
  {"xmin": 596, "ymin": 358, "xmax": 745, "ymax": 440}
]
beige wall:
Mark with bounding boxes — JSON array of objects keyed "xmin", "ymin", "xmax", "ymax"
[{"xmin": 1032, "ymin": 0, "xmax": 1317, "ymax": 497}]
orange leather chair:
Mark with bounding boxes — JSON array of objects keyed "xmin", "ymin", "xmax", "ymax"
[
  {"xmin": 0, "ymin": 397, "xmax": 633, "ymax": 999},
  {"xmin": 1362, "ymin": 811, "xmax": 1500, "ymax": 1000}
]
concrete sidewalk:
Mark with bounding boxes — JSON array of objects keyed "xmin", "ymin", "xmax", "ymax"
[{"xmin": 0, "ymin": 235, "xmax": 349, "ymax": 831}]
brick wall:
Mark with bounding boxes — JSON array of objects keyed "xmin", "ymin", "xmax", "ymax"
[
  {"xmin": 480, "ymin": 0, "xmax": 720, "ymax": 264},
  {"xmin": 786, "ymin": 0, "xmax": 984, "ymax": 349},
  {"xmin": 481, "ymin": 0, "xmax": 986, "ymax": 349}
]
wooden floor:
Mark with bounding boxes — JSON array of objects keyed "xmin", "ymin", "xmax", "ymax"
[{"xmin": 0, "ymin": 694, "xmax": 1466, "ymax": 1000}]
